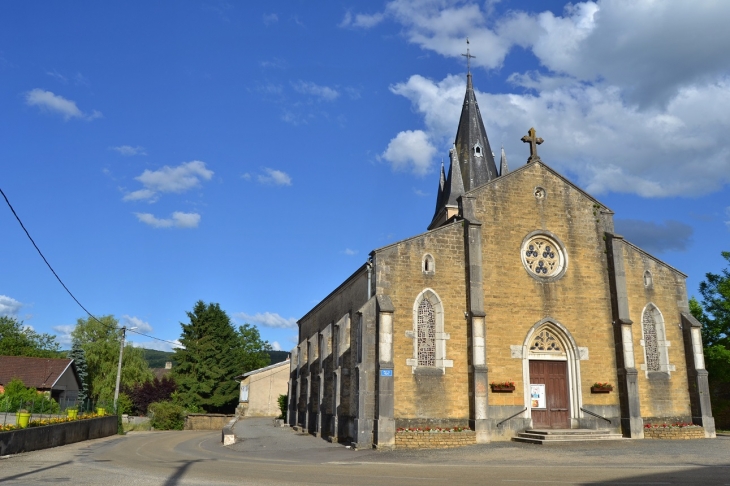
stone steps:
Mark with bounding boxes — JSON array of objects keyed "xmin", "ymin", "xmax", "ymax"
[{"xmin": 513, "ymin": 428, "xmax": 625, "ymax": 445}]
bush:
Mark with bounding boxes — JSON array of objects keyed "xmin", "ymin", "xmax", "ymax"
[
  {"xmin": 148, "ymin": 401, "xmax": 185, "ymax": 430},
  {"xmin": 124, "ymin": 376, "xmax": 177, "ymax": 416},
  {"xmin": 277, "ymin": 394, "xmax": 287, "ymax": 420},
  {"xmin": 0, "ymin": 378, "xmax": 59, "ymax": 413}
]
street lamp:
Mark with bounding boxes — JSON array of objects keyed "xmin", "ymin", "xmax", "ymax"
[{"xmin": 113, "ymin": 326, "xmax": 136, "ymax": 413}]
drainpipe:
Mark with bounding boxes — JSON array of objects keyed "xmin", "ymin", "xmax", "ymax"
[{"xmin": 366, "ymin": 257, "xmax": 373, "ymax": 300}]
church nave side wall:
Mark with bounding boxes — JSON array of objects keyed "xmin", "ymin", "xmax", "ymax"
[{"xmin": 373, "ymin": 222, "xmax": 471, "ymax": 426}]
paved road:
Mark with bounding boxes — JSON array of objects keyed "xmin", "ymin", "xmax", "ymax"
[{"xmin": 1, "ymin": 419, "xmax": 730, "ymax": 485}]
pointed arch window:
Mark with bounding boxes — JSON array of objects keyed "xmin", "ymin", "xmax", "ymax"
[
  {"xmin": 640, "ymin": 304, "xmax": 674, "ymax": 375},
  {"xmin": 406, "ymin": 289, "xmax": 453, "ymax": 373}
]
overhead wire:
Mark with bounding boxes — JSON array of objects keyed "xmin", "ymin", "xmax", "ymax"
[{"xmin": 1, "ymin": 186, "xmax": 180, "ymax": 348}]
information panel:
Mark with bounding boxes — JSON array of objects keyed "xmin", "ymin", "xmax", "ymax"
[{"xmin": 530, "ymin": 384, "xmax": 546, "ymax": 409}]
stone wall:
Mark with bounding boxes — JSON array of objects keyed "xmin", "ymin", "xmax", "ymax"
[
  {"xmin": 395, "ymin": 430, "xmax": 476, "ymax": 449},
  {"xmin": 184, "ymin": 413, "xmax": 235, "ymax": 430},
  {"xmin": 643, "ymin": 426, "xmax": 705, "ymax": 439},
  {"xmin": 0, "ymin": 416, "xmax": 117, "ymax": 456}
]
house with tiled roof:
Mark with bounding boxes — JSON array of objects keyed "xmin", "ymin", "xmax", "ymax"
[{"xmin": 0, "ymin": 356, "xmax": 82, "ymax": 405}]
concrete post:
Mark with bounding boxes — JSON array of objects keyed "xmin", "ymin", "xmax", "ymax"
[
  {"xmin": 375, "ymin": 295, "xmax": 395, "ymax": 450},
  {"xmin": 681, "ymin": 313, "xmax": 716, "ymax": 437},
  {"xmin": 459, "ymin": 195, "xmax": 490, "ymax": 443},
  {"xmin": 605, "ymin": 233, "xmax": 644, "ymax": 438}
]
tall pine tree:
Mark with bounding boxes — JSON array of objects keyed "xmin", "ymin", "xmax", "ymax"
[
  {"xmin": 67, "ymin": 339, "xmax": 89, "ymax": 404},
  {"xmin": 173, "ymin": 301, "xmax": 249, "ymax": 413}
]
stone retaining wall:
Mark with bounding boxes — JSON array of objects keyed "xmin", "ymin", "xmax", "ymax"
[
  {"xmin": 0, "ymin": 416, "xmax": 118, "ymax": 456},
  {"xmin": 184, "ymin": 413, "xmax": 235, "ymax": 430},
  {"xmin": 643, "ymin": 427, "xmax": 705, "ymax": 439},
  {"xmin": 395, "ymin": 430, "xmax": 476, "ymax": 449}
]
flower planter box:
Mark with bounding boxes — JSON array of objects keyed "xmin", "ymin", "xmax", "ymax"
[
  {"xmin": 591, "ymin": 387, "xmax": 612, "ymax": 394},
  {"xmin": 0, "ymin": 416, "xmax": 117, "ymax": 456},
  {"xmin": 491, "ymin": 385, "xmax": 515, "ymax": 393}
]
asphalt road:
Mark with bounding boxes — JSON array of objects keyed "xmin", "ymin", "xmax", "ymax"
[{"xmin": 1, "ymin": 420, "xmax": 730, "ymax": 485}]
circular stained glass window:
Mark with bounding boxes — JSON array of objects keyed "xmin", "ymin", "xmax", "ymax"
[{"xmin": 521, "ymin": 234, "xmax": 567, "ymax": 280}]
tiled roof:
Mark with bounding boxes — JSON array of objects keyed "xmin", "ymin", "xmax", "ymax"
[{"xmin": 0, "ymin": 356, "xmax": 76, "ymax": 390}]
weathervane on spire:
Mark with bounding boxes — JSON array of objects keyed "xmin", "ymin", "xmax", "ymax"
[{"xmin": 462, "ymin": 38, "xmax": 476, "ymax": 74}]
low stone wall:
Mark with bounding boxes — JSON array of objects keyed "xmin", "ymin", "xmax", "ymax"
[
  {"xmin": 395, "ymin": 430, "xmax": 476, "ymax": 449},
  {"xmin": 0, "ymin": 416, "xmax": 117, "ymax": 456},
  {"xmin": 643, "ymin": 426, "xmax": 705, "ymax": 439},
  {"xmin": 184, "ymin": 413, "xmax": 235, "ymax": 430}
]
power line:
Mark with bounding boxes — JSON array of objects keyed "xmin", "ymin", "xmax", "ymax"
[{"xmin": 1, "ymin": 186, "xmax": 179, "ymax": 348}]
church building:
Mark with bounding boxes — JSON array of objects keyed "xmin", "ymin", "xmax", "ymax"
[{"xmin": 286, "ymin": 64, "xmax": 715, "ymax": 448}]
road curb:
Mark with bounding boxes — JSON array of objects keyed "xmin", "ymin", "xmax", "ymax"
[{"xmin": 222, "ymin": 417, "xmax": 238, "ymax": 446}]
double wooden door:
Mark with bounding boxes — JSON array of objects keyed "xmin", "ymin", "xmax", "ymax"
[{"xmin": 529, "ymin": 360, "xmax": 569, "ymax": 429}]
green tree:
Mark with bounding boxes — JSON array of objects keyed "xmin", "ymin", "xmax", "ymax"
[
  {"xmin": 67, "ymin": 339, "xmax": 89, "ymax": 403},
  {"xmin": 238, "ymin": 323, "xmax": 272, "ymax": 373},
  {"xmin": 71, "ymin": 315, "xmax": 152, "ymax": 403},
  {"xmin": 690, "ymin": 251, "xmax": 730, "ymax": 386},
  {"xmin": 0, "ymin": 316, "xmax": 60, "ymax": 358},
  {"xmin": 173, "ymin": 301, "xmax": 271, "ymax": 413}
]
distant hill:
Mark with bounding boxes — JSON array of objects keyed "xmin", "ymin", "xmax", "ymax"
[{"xmin": 140, "ymin": 349, "xmax": 289, "ymax": 369}]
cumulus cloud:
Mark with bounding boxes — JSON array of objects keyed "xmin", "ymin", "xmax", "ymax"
[
  {"xmin": 124, "ymin": 160, "xmax": 213, "ymax": 202},
  {"xmin": 129, "ymin": 339, "xmax": 183, "ymax": 352},
  {"xmin": 112, "ymin": 145, "xmax": 147, "ymax": 156},
  {"xmin": 0, "ymin": 295, "xmax": 23, "ymax": 317},
  {"xmin": 25, "ymin": 89, "xmax": 101, "ymax": 121},
  {"xmin": 614, "ymin": 219, "xmax": 694, "ymax": 254},
  {"xmin": 235, "ymin": 312, "xmax": 297, "ymax": 329},
  {"xmin": 52, "ymin": 324, "xmax": 75, "ymax": 347},
  {"xmin": 258, "ymin": 168, "xmax": 292, "ymax": 186},
  {"xmin": 271, "ymin": 341, "xmax": 282, "ymax": 351},
  {"xmin": 354, "ymin": 1, "xmax": 730, "ymax": 196},
  {"xmin": 121, "ymin": 315, "xmax": 153, "ymax": 333},
  {"xmin": 381, "ymin": 129, "xmax": 437, "ymax": 175},
  {"xmin": 135, "ymin": 212, "xmax": 201, "ymax": 229},
  {"xmin": 291, "ymin": 80, "xmax": 340, "ymax": 101}
]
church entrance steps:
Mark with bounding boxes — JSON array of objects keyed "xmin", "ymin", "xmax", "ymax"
[{"xmin": 513, "ymin": 429, "xmax": 625, "ymax": 444}]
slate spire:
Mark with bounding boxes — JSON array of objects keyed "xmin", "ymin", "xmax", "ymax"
[
  {"xmin": 500, "ymin": 145, "xmax": 508, "ymax": 176},
  {"xmin": 453, "ymin": 69, "xmax": 498, "ymax": 191},
  {"xmin": 434, "ymin": 161, "xmax": 446, "ymax": 216},
  {"xmin": 429, "ymin": 146, "xmax": 465, "ymax": 229}
]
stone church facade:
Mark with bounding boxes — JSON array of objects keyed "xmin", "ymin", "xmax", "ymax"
[{"xmin": 286, "ymin": 69, "xmax": 715, "ymax": 448}]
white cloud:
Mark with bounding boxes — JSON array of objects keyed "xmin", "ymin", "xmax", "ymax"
[
  {"xmin": 235, "ymin": 312, "xmax": 297, "ymax": 329},
  {"xmin": 291, "ymin": 81, "xmax": 340, "ymax": 101},
  {"xmin": 25, "ymin": 89, "xmax": 101, "ymax": 121},
  {"xmin": 381, "ymin": 129, "xmax": 437, "ymax": 176},
  {"xmin": 124, "ymin": 160, "xmax": 213, "ymax": 202},
  {"xmin": 135, "ymin": 211, "xmax": 201, "ymax": 229},
  {"xmin": 342, "ymin": 248, "xmax": 358, "ymax": 256},
  {"xmin": 52, "ymin": 324, "xmax": 75, "ymax": 347},
  {"xmin": 129, "ymin": 339, "xmax": 183, "ymax": 352},
  {"xmin": 112, "ymin": 145, "xmax": 147, "ymax": 156},
  {"xmin": 725, "ymin": 207, "xmax": 730, "ymax": 231},
  {"xmin": 339, "ymin": 11, "xmax": 385, "ymax": 29},
  {"xmin": 263, "ymin": 13, "xmax": 278, "ymax": 25},
  {"xmin": 121, "ymin": 315, "xmax": 153, "ymax": 333},
  {"xmin": 0, "ymin": 295, "xmax": 23, "ymax": 317},
  {"xmin": 258, "ymin": 168, "xmax": 292, "ymax": 186},
  {"xmin": 271, "ymin": 341, "xmax": 282, "ymax": 351},
  {"xmin": 241, "ymin": 173, "xmax": 251, "ymax": 180}
]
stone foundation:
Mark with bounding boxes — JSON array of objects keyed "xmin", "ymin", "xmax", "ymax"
[
  {"xmin": 643, "ymin": 426, "xmax": 705, "ymax": 439},
  {"xmin": 395, "ymin": 430, "xmax": 476, "ymax": 449}
]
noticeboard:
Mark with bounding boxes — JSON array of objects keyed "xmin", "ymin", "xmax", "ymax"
[{"xmin": 530, "ymin": 384, "xmax": 546, "ymax": 409}]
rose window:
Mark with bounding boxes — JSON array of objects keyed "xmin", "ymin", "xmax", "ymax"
[{"xmin": 521, "ymin": 235, "xmax": 566, "ymax": 279}]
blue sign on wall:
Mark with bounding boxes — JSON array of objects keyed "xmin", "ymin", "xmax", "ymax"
[{"xmin": 380, "ymin": 369, "xmax": 393, "ymax": 377}]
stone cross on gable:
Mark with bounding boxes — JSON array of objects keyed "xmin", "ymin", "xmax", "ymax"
[{"xmin": 521, "ymin": 127, "xmax": 544, "ymax": 163}]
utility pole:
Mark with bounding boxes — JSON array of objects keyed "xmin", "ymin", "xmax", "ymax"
[{"xmin": 113, "ymin": 326, "xmax": 136, "ymax": 412}]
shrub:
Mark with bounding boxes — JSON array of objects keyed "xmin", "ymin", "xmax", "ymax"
[
  {"xmin": 0, "ymin": 378, "xmax": 59, "ymax": 413},
  {"xmin": 148, "ymin": 401, "xmax": 185, "ymax": 430},
  {"xmin": 117, "ymin": 393, "xmax": 133, "ymax": 415},
  {"xmin": 124, "ymin": 376, "xmax": 177, "ymax": 416},
  {"xmin": 277, "ymin": 394, "xmax": 287, "ymax": 420}
]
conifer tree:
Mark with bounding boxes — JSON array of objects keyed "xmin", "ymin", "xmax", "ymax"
[
  {"xmin": 173, "ymin": 301, "xmax": 271, "ymax": 413},
  {"xmin": 67, "ymin": 339, "xmax": 89, "ymax": 404}
]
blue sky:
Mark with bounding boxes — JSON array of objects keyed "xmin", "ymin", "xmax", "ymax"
[{"xmin": 1, "ymin": 1, "xmax": 729, "ymax": 354}]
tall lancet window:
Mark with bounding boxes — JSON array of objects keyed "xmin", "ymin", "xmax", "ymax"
[
  {"xmin": 417, "ymin": 299, "xmax": 436, "ymax": 366},
  {"xmin": 640, "ymin": 304, "xmax": 674, "ymax": 375},
  {"xmin": 406, "ymin": 289, "xmax": 453, "ymax": 373}
]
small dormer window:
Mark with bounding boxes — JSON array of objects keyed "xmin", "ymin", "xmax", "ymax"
[{"xmin": 473, "ymin": 142, "xmax": 483, "ymax": 157}]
